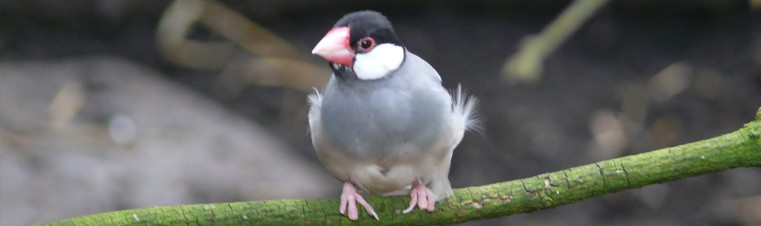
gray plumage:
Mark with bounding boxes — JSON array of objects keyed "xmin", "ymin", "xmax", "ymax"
[{"xmin": 308, "ymin": 50, "xmax": 478, "ymax": 199}]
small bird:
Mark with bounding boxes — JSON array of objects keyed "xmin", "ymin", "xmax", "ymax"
[{"xmin": 308, "ymin": 10, "xmax": 478, "ymax": 220}]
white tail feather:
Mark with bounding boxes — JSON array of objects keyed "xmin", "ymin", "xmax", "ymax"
[{"xmin": 452, "ymin": 84, "xmax": 481, "ymax": 133}]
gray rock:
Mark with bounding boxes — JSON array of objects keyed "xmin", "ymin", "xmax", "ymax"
[{"xmin": 0, "ymin": 57, "xmax": 333, "ymax": 225}]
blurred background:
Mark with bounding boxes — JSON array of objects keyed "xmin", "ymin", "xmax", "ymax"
[{"xmin": 1, "ymin": 0, "xmax": 761, "ymax": 225}]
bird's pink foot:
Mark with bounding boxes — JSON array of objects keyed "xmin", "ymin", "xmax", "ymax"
[
  {"xmin": 403, "ymin": 179, "xmax": 436, "ymax": 213},
  {"xmin": 339, "ymin": 182, "xmax": 379, "ymax": 220}
]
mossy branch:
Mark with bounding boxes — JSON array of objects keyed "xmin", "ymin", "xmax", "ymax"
[{"xmin": 43, "ymin": 108, "xmax": 761, "ymax": 225}]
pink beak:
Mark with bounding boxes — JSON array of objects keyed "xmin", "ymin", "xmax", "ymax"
[{"xmin": 312, "ymin": 26, "xmax": 354, "ymax": 67}]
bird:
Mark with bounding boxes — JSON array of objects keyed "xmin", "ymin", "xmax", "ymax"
[{"xmin": 308, "ymin": 10, "xmax": 478, "ymax": 220}]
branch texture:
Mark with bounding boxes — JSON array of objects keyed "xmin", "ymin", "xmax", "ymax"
[{"xmin": 44, "ymin": 108, "xmax": 761, "ymax": 225}]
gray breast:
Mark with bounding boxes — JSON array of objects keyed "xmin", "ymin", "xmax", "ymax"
[{"xmin": 319, "ymin": 53, "xmax": 452, "ymax": 161}]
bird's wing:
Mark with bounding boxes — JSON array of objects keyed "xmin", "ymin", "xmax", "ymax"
[
  {"xmin": 404, "ymin": 51, "xmax": 442, "ymax": 83},
  {"xmin": 307, "ymin": 88, "xmax": 322, "ymax": 135}
]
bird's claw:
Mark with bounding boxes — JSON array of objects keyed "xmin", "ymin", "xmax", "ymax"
[
  {"xmin": 403, "ymin": 179, "xmax": 436, "ymax": 213},
  {"xmin": 340, "ymin": 182, "xmax": 379, "ymax": 220}
]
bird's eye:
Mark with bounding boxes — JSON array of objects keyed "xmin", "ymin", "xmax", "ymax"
[{"xmin": 357, "ymin": 37, "xmax": 375, "ymax": 52}]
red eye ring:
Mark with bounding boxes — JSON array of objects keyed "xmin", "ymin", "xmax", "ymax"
[{"xmin": 357, "ymin": 37, "xmax": 375, "ymax": 52}]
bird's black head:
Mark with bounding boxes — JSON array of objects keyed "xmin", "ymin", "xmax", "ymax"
[
  {"xmin": 334, "ymin": 11, "xmax": 403, "ymax": 51},
  {"xmin": 312, "ymin": 10, "xmax": 407, "ymax": 80}
]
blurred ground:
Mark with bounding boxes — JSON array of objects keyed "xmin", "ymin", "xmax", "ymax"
[
  {"xmin": 1, "ymin": 1, "xmax": 761, "ymax": 225},
  {"xmin": 0, "ymin": 58, "xmax": 333, "ymax": 226}
]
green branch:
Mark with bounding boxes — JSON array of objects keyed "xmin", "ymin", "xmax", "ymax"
[{"xmin": 43, "ymin": 108, "xmax": 761, "ymax": 225}]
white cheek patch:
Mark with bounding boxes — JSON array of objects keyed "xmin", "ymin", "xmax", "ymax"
[{"xmin": 353, "ymin": 44, "xmax": 405, "ymax": 80}]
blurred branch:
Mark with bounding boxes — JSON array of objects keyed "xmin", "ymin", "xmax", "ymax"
[
  {"xmin": 502, "ymin": 0, "xmax": 608, "ymax": 84},
  {"xmin": 157, "ymin": 0, "xmax": 233, "ymax": 69},
  {"xmin": 43, "ymin": 108, "xmax": 761, "ymax": 225},
  {"xmin": 0, "ymin": 125, "xmax": 29, "ymax": 151},
  {"xmin": 156, "ymin": 0, "xmax": 329, "ymax": 93},
  {"xmin": 198, "ymin": 0, "xmax": 300, "ymax": 59},
  {"xmin": 48, "ymin": 82, "xmax": 84, "ymax": 130},
  {"xmin": 753, "ymin": 0, "xmax": 761, "ymax": 10}
]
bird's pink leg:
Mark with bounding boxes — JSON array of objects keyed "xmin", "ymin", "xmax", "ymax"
[
  {"xmin": 339, "ymin": 182, "xmax": 379, "ymax": 220},
  {"xmin": 403, "ymin": 179, "xmax": 436, "ymax": 213}
]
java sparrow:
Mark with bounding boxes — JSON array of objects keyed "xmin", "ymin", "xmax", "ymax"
[{"xmin": 308, "ymin": 10, "xmax": 479, "ymax": 220}]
